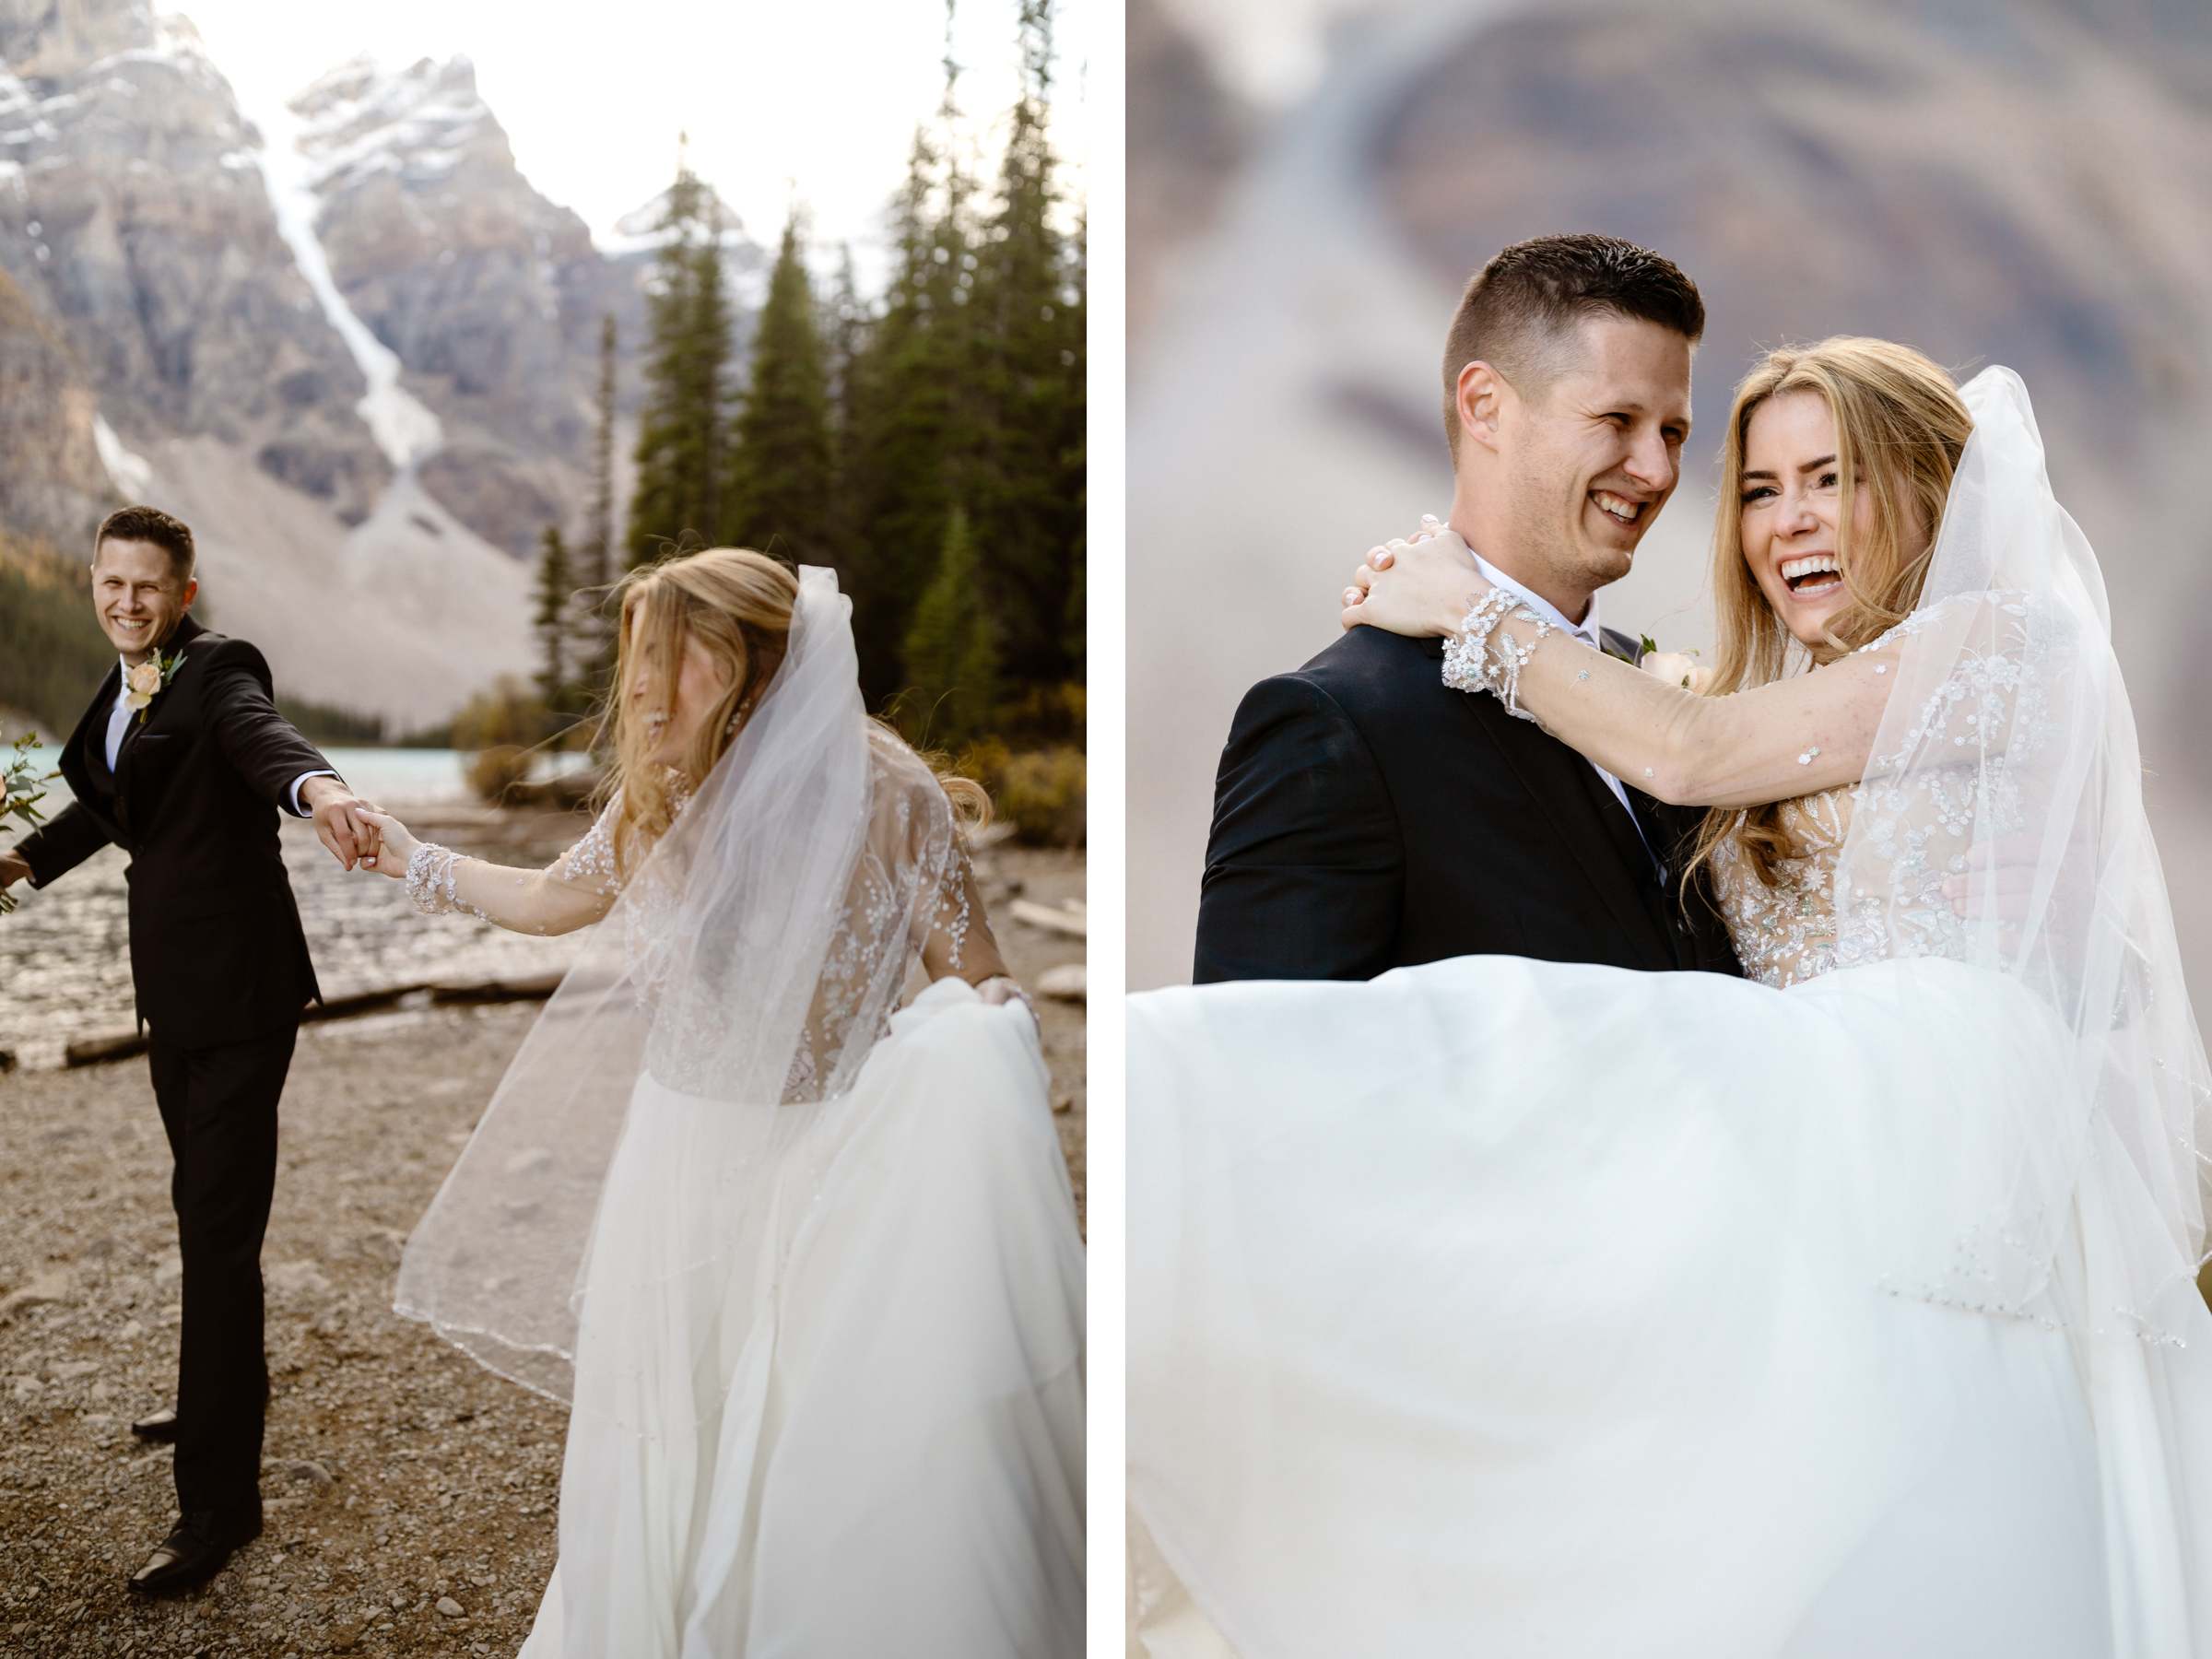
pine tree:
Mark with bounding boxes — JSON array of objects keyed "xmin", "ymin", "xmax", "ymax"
[
  {"xmin": 582, "ymin": 312, "xmax": 619, "ymax": 687},
  {"xmin": 826, "ymin": 244, "xmax": 869, "ymax": 439},
  {"xmin": 824, "ymin": 243, "xmax": 872, "ymax": 610},
  {"xmin": 627, "ymin": 147, "xmax": 732, "ymax": 570},
  {"xmin": 846, "ymin": 13, "xmax": 979, "ymax": 705},
  {"xmin": 1058, "ymin": 207, "xmax": 1088, "ymax": 676},
  {"xmin": 902, "ymin": 504, "xmax": 999, "ymax": 747},
  {"xmin": 971, "ymin": 0, "xmax": 1083, "ymax": 690},
  {"xmin": 533, "ymin": 524, "xmax": 576, "ymax": 728},
  {"xmin": 725, "ymin": 209, "xmax": 836, "ymax": 566}
]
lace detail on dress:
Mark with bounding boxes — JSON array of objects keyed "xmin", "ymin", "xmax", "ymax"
[
  {"xmin": 1710, "ymin": 791, "xmax": 1851, "ymax": 989},
  {"xmin": 930, "ymin": 837, "xmax": 976, "ymax": 973},
  {"xmin": 1711, "ymin": 593, "xmax": 2050, "ymax": 990},
  {"xmin": 555, "ymin": 804, "xmax": 626, "ymax": 896}
]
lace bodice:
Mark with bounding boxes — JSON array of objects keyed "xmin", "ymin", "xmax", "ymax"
[
  {"xmin": 1707, "ymin": 594, "xmax": 2048, "ymax": 991},
  {"xmin": 1709, "ymin": 788, "xmax": 1853, "ymax": 989}
]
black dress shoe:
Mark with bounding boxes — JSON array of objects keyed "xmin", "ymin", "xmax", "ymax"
[
  {"xmin": 129, "ymin": 1406, "xmax": 181, "ymax": 1443},
  {"xmin": 125, "ymin": 1508, "xmax": 262, "ymax": 1597}
]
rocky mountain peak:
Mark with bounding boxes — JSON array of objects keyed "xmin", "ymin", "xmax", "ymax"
[
  {"xmin": 1, "ymin": 0, "xmax": 161, "ymax": 79},
  {"xmin": 289, "ymin": 52, "xmax": 503, "ymax": 196},
  {"xmin": 1, "ymin": 5, "xmax": 225, "ymax": 106}
]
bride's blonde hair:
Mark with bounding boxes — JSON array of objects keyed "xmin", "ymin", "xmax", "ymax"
[
  {"xmin": 600, "ymin": 547, "xmax": 987, "ymax": 874},
  {"xmin": 1684, "ymin": 337, "xmax": 1972, "ymax": 897}
]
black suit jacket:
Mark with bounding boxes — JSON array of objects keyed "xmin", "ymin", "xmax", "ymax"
[
  {"xmin": 17, "ymin": 615, "xmax": 330, "ymax": 1048},
  {"xmin": 1194, "ymin": 624, "xmax": 1743, "ymax": 984}
]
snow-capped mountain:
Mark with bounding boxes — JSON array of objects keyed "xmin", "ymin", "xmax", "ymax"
[
  {"xmin": 282, "ymin": 53, "xmax": 670, "ymax": 557},
  {"xmin": 0, "ymin": 0, "xmax": 760, "ymax": 724},
  {"xmin": 0, "ymin": 1, "xmax": 394, "ymax": 526}
]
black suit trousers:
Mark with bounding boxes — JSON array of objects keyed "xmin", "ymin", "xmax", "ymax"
[{"xmin": 149, "ymin": 1025, "xmax": 294, "ymax": 1519}]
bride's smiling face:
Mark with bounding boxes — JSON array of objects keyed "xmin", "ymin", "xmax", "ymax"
[
  {"xmin": 627, "ymin": 617, "xmax": 733, "ymax": 768},
  {"xmin": 1739, "ymin": 391, "xmax": 1880, "ymax": 648}
]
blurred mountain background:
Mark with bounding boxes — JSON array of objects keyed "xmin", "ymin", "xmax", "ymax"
[{"xmin": 1130, "ymin": 0, "xmax": 2212, "ymax": 1009}]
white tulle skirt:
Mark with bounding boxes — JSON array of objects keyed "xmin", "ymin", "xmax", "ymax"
[
  {"xmin": 521, "ymin": 978, "xmax": 1086, "ymax": 1658},
  {"xmin": 1126, "ymin": 955, "xmax": 2212, "ymax": 1658}
]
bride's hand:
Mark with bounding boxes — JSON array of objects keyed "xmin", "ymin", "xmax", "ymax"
[
  {"xmin": 977, "ymin": 974, "xmax": 1037, "ymax": 1025},
  {"xmin": 1341, "ymin": 516, "xmax": 1488, "ymax": 638},
  {"xmin": 1339, "ymin": 513, "xmax": 1445, "ymax": 617},
  {"xmin": 355, "ymin": 808, "xmax": 418, "ymax": 879}
]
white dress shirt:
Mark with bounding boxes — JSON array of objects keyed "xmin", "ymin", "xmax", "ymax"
[
  {"xmin": 107, "ymin": 654, "xmax": 335, "ymax": 817},
  {"xmin": 1459, "ymin": 544, "xmax": 1664, "ymax": 878}
]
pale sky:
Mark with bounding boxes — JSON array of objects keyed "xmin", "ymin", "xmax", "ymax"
[{"xmin": 180, "ymin": 0, "xmax": 1091, "ymax": 289}]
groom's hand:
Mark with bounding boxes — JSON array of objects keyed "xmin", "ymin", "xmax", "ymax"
[
  {"xmin": 0, "ymin": 849, "xmax": 28, "ymax": 891},
  {"xmin": 300, "ymin": 776, "xmax": 382, "ymax": 872}
]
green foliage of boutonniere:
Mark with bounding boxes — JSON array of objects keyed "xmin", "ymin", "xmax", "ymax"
[{"xmin": 125, "ymin": 649, "xmax": 187, "ymax": 725}]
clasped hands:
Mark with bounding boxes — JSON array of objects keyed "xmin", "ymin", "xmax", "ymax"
[
  {"xmin": 1339, "ymin": 514, "xmax": 1486, "ymax": 638},
  {"xmin": 300, "ymin": 776, "xmax": 390, "ymax": 874}
]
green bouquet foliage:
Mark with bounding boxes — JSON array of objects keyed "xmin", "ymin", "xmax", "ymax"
[{"xmin": 2, "ymin": 729, "xmax": 58, "ymax": 914}]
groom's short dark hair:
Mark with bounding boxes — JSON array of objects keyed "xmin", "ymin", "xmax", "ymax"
[
  {"xmin": 94, "ymin": 505, "xmax": 195, "ymax": 582},
  {"xmin": 1442, "ymin": 234, "xmax": 1704, "ymax": 456}
]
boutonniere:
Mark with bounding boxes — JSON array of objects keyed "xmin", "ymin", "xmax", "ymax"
[
  {"xmin": 125, "ymin": 649, "xmax": 186, "ymax": 724},
  {"xmin": 1636, "ymin": 635, "xmax": 1712, "ymax": 693}
]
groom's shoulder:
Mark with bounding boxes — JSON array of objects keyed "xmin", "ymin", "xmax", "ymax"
[
  {"xmin": 1222, "ymin": 628, "xmax": 1441, "ymax": 759},
  {"xmin": 1291, "ymin": 625, "xmax": 1448, "ymax": 715},
  {"xmin": 180, "ymin": 626, "xmax": 275, "ymax": 687}
]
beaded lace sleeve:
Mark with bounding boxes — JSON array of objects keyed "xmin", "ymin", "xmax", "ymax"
[
  {"xmin": 403, "ymin": 796, "xmax": 627, "ymax": 937},
  {"xmin": 907, "ymin": 817, "xmax": 1007, "ymax": 987},
  {"xmin": 1435, "ymin": 589, "xmax": 2013, "ymax": 810}
]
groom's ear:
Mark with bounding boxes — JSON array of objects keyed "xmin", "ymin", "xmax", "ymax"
[
  {"xmin": 179, "ymin": 577, "xmax": 198, "ymax": 613},
  {"xmin": 1454, "ymin": 361, "xmax": 1509, "ymax": 459}
]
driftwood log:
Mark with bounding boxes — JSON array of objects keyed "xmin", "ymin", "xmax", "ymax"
[
  {"xmin": 1007, "ymin": 899, "xmax": 1087, "ymax": 940},
  {"xmin": 61, "ymin": 973, "xmax": 568, "ymax": 1067}
]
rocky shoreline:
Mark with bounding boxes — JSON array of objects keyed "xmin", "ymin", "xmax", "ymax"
[{"xmin": 0, "ymin": 849, "xmax": 1084, "ymax": 1657}]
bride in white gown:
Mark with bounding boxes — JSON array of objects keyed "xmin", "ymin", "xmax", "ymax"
[
  {"xmin": 1126, "ymin": 347, "xmax": 2212, "ymax": 1656},
  {"xmin": 358, "ymin": 551, "xmax": 1084, "ymax": 1656}
]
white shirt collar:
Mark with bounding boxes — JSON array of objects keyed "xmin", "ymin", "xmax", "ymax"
[{"xmin": 1455, "ymin": 535, "xmax": 1603, "ymax": 648}]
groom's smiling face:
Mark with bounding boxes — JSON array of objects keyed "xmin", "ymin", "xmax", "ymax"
[
  {"xmin": 1498, "ymin": 313, "xmax": 1692, "ymax": 604},
  {"xmin": 91, "ymin": 536, "xmax": 196, "ymax": 665}
]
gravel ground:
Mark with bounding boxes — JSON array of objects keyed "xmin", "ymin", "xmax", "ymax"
[{"xmin": 0, "ymin": 847, "xmax": 1084, "ymax": 1657}]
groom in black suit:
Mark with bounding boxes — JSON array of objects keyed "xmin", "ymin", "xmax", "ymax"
[
  {"xmin": 1195, "ymin": 234, "xmax": 1741, "ymax": 984},
  {"xmin": 0, "ymin": 506, "xmax": 382, "ymax": 1595}
]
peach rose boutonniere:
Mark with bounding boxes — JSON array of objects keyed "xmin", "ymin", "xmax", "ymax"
[
  {"xmin": 1637, "ymin": 635, "xmax": 1712, "ymax": 694},
  {"xmin": 125, "ymin": 649, "xmax": 186, "ymax": 724}
]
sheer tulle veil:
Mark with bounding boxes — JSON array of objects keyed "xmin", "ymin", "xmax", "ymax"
[
  {"xmin": 393, "ymin": 566, "xmax": 971, "ymax": 1406},
  {"xmin": 1837, "ymin": 367, "xmax": 2212, "ymax": 1338}
]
